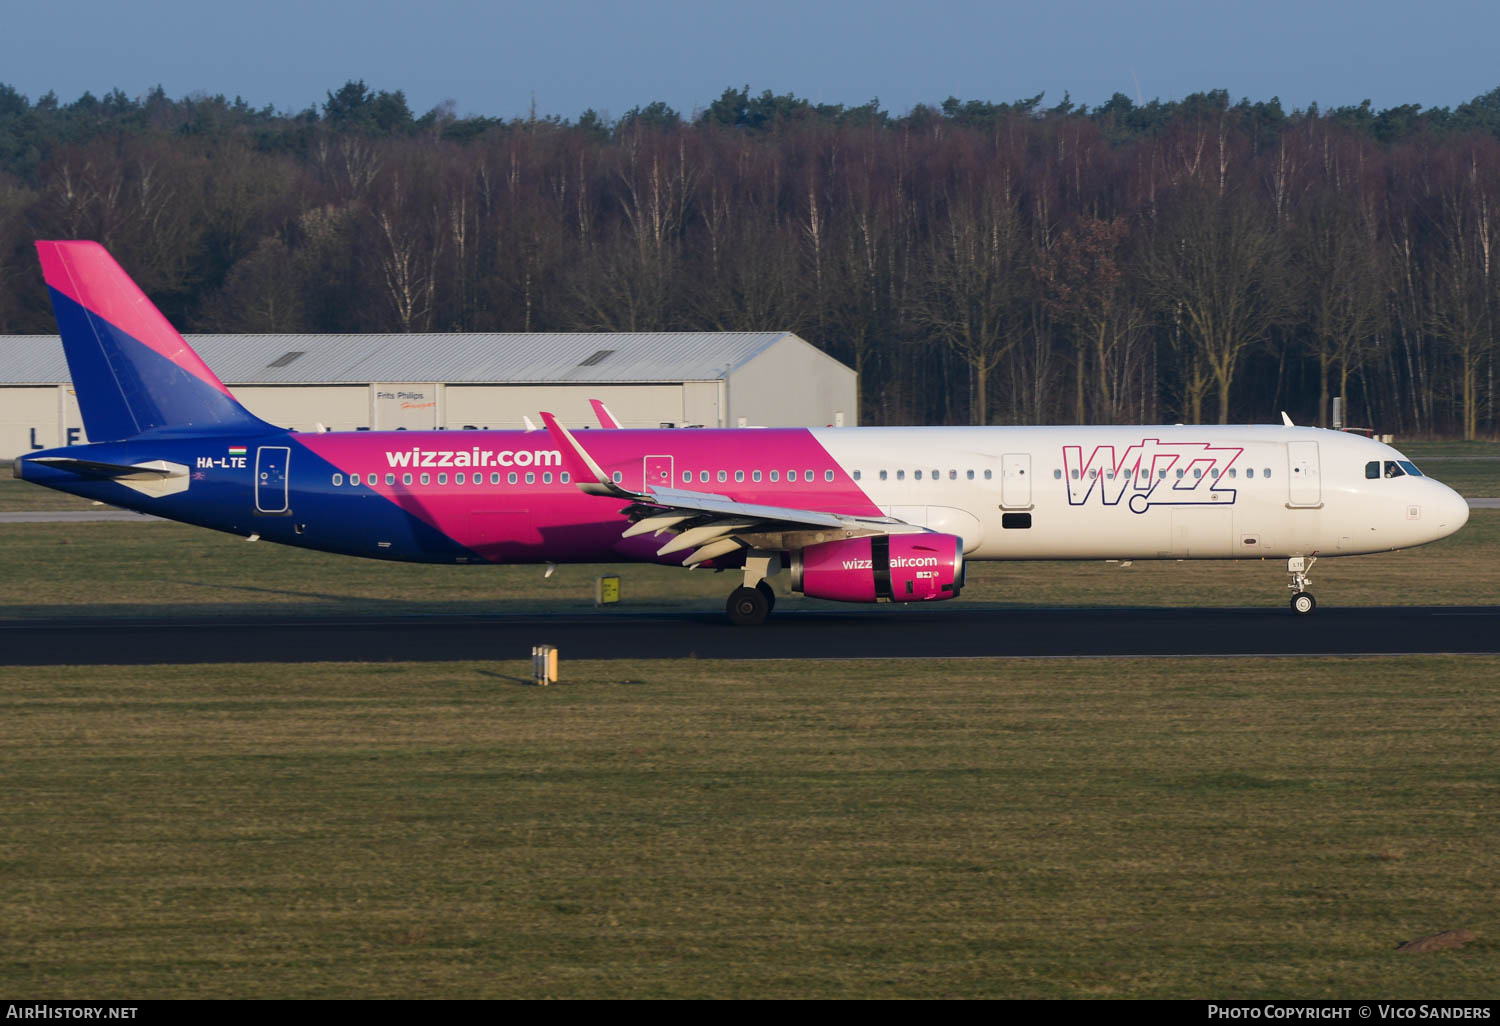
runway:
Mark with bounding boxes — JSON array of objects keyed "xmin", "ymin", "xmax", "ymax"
[
  {"xmin": 2, "ymin": 498, "xmax": 1496, "ymax": 522},
  {"xmin": 2, "ymin": 605, "xmax": 1497, "ymax": 665}
]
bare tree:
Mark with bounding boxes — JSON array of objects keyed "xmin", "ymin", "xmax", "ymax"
[
  {"xmin": 1141, "ymin": 185, "xmax": 1286, "ymax": 423},
  {"xmin": 1293, "ymin": 190, "xmax": 1388, "ymax": 426},
  {"xmin": 913, "ymin": 176, "xmax": 1026, "ymax": 424}
]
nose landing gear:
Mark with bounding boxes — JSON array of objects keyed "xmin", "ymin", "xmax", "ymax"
[{"xmin": 1288, "ymin": 556, "xmax": 1317, "ymax": 615}]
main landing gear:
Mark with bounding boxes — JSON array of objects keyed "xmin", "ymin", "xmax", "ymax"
[
  {"xmin": 726, "ymin": 552, "xmax": 780, "ymax": 626},
  {"xmin": 1287, "ymin": 556, "xmax": 1317, "ymax": 616}
]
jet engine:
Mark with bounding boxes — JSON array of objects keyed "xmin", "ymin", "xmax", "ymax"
[{"xmin": 790, "ymin": 533, "xmax": 965, "ymax": 603}]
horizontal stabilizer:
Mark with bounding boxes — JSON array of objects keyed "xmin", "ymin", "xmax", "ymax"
[{"xmin": 30, "ymin": 457, "xmax": 180, "ymax": 480}]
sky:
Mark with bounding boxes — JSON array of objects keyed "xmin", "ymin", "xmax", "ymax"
[{"xmin": 5, "ymin": 0, "xmax": 1498, "ymax": 122}]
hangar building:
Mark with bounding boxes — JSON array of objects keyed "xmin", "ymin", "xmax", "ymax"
[{"xmin": 2, "ymin": 331, "xmax": 857, "ymax": 455}]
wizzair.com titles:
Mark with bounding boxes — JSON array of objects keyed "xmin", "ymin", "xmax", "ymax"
[
  {"xmin": 384, "ymin": 447, "xmax": 562, "ymax": 469},
  {"xmin": 841, "ymin": 556, "xmax": 939, "ymax": 570}
]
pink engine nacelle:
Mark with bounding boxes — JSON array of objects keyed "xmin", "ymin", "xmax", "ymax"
[{"xmin": 790, "ymin": 533, "xmax": 965, "ymax": 603}]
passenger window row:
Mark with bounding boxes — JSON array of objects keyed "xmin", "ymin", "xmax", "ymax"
[
  {"xmin": 856, "ymin": 469, "xmax": 994, "ymax": 482},
  {"xmin": 332, "ymin": 471, "xmax": 576, "ymax": 487},
  {"xmin": 683, "ymin": 469, "xmax": 837, "ymax": 484},
  {"xmin": 1053, "ymin": 466, "xmax": 1272, "ymax": 480}
]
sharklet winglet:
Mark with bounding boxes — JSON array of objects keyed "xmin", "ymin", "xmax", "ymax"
[
  {"xmin": 539, "ymin": 412, "xmax": 633, "ymax": 498},
  {"xmin": 589, "ymin": 399, "xmax": 622, "ymax": 429}
]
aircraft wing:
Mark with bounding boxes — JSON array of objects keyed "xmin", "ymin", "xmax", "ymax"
[{"xmin": 539, "ymin": 412, "xmax": 916, "ymax": 565}]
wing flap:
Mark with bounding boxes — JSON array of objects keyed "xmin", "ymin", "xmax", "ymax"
[{"xmin": 538, "ymin": 409, "xmax": 923, "ymax": 565}]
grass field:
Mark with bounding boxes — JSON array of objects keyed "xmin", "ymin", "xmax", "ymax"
[
  {"xmin": 3, "ymin": 447, "xmax": 1495, "ymax": 999},
  {"xmin": 2, "ymin": 656, "xmax": 1495, "ymax": 999},
  {"xmin": 0, "ymin": 509, "xmax": 1494, "ymax": 619}
]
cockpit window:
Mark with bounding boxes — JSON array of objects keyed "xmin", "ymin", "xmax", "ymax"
[
  {"xmin": 1365, "ymin": 461, "xmax": 1380, "ymax": 480},
  {"xmin": 1384, "ymin": 461, "xmax": 1406, "ymax": 479},
  {"xmin": 1398, "ymin": 460, "xmax": 1422, "ymax": 477}
]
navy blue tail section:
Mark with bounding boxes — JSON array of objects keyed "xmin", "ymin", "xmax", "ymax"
[{"xmin": 38, "ymin": 241, "xmax": 277, "ymax": 441}]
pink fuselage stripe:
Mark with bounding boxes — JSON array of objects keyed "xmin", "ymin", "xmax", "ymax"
[
  {"xmin": 296, "ymin": 428, "xmax": 880, "ymax": 560},
  {"xmin": 37, "ymin": 241, "xmax": 236, "ymax": 400}
]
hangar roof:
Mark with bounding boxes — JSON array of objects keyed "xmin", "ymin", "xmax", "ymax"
[{"xmin": 0, "ymin": 331, "xmax": 840, "ymax": 385}]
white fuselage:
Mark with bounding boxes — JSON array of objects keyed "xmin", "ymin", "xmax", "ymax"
[{"xmin": 813, "ymin": 425, "xmax": 1469, "ymax": 561}]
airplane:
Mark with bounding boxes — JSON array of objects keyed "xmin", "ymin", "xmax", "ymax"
[{"xmin": 12, "ymin": 241, "xmax": 1472, "ymax": 625}]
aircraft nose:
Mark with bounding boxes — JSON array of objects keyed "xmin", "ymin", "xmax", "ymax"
[{"xmin": 1435, "ymin": 484, "xmax": 1470, "ymax": 535}]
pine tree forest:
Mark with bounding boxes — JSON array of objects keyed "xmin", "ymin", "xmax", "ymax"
[{"xmin": 3, "ymin": 81, "xmax": 1500, "ymax": 437}]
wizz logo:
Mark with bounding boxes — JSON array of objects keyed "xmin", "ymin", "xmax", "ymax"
[{"xmin": 1062, "ymin": 440, "xmax": 1243, "ymax": 514}]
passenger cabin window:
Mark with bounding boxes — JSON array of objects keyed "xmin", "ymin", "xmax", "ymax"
[
  {"xmin": 456, "ymin": 473, "xmax": 465, "ymax": 484},
  {"xmin": 825, "ymin": 470, "xmax": 835, "ymax": 482},
  {"xmin": 1053, "ymin": 469, "xmax": 1062, "ymax": 480},
  {"xmin": 1246, "ymin": 468, "xmax": 1255, "ymax": 479},
  {"xmin": 897, "ymin": 470, "xmax": 905, "ymax": 480},
  {"xmin": 754, "ymin": 470, "xmax": 763, "ymax": 482},
  {"xmin": 851, "ymin": 470, "xmax": 860, "ymax": 482},
  {"xmin": 736, "ymin": 470, "xmax": 745, "ymax": 482},
  {"xmin": 771, "ymin": 471, "xmax": 780, "ymax": 482},
  {"xmin": 915, "ymin": 470, "xmax": 923, "ymax": 480},
  {"xmin": 804, "ymin": 470, "xmax": 814, "ymax": 482},
  {"xmin": 967, "ymin": 470, "xmax": 975, "ymax": 480},
  {"xmin": 983, "ymin": 470, "xmax": 992, "ymax": 480},
  {"xmin": 507, "ymin": 472, "xmax": 518, "ymax": 484},
  {"xmin": 525, "ymin": 472, "xmax": 535, "ymax": 484},
  {"xmin": 437, "ymin": 473, "xmax": 447, "ymax": 485},
  {"xmin": 332, "ymin": 473, "xmax": 343, "ymax": 486},
  {"xmin": 878, "ymin": 471, "xmax": 887, "ymax": 481}
]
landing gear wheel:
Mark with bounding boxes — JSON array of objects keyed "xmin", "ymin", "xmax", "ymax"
[
  {"xmin": 727, "ymin": 586, "xmax": 770, "ymax": 626},
  {"xmin": 755, "ymin": 580, "xmax": 776, "ymax": 613},
  {"xmin": 1290, "ymin": 592, "xmax": 1316, "ymax": 615}
]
